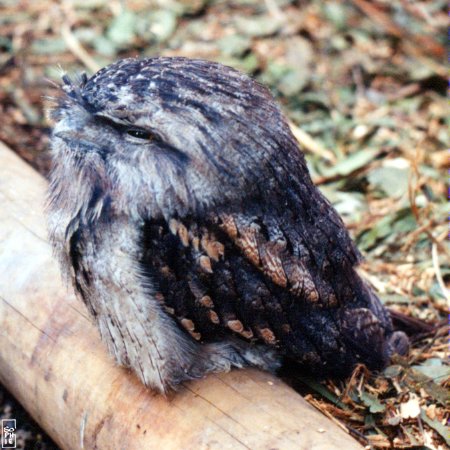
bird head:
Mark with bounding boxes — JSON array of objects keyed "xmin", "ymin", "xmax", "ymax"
[{"xmin": 49, "ymin": 57, "xmax": 303, "ymax": 221}]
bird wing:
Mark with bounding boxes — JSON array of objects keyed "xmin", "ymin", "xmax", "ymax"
[{"xmin": 140, "ymin": 180, "xmax": 386, "ymax": 377}]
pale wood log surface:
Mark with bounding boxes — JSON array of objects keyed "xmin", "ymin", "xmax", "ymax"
[{"xmin": 0, "ymin": 142, "xmax": 363, "ymax": 450}]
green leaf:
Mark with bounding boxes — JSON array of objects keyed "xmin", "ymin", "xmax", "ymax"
[
  {"xmin": 357, "ymin": 214, "xmax": 393, "ymax": 250},
  {"xmin": 69, "ymin": 0, "xmax": 108, "ymax": 8},
  {"xmin": 383, "ymin": 365, "xmax": 403, "ymax": 378},
  {"xmin": 235, "ymin": 15, "xmax": 280, "ymax": 37},
  {"xmin": 218, "ymin": 34, "xmax": 251, "ymax": 57},
  {"xmin": 173, "ymin": 0, "xmax": 207, "ymax": 16},
  {"xmin": 391, "ymin": 209, "xmax": 417, "ymax": 234},
  {"xmin": 216, "ymin": 54, "xmax": 259, "ymax": 75},
  {"xmin": 106, "ymin": 10, "xmax": 137, "ymax": 47},
  {"xmin": 360, "ymin": 392, "xmax": 385, "ymax": 413},
  {"xmin": 31, "ymin": 38, "xmax": 67, "ymax": 54},
  {"xmin": 357, "ymin": 207, "xmax": 417, "ymax": 250},
  {"xmin": 296, "ymin": 376, "xmax": 348, "ymax": 410},
  {"xmin": 406, "ymin": 368, "xmax": 450, "ymax": 407},
  {"xmin": 93, "ymin": 35, "xmax": 116, "ymax": 56},
  {"xmin": 147, "ymin": 10, "xmax": 177, "ymax": 42},
  {"xmin": 412, "ymin": 358, "xmax": 450, "ymax": 382},
  {"xmin": 368, "ymin": 166, "xmax": 410, "ymax": 198},
  {"xmin": 324, "ymin": 148, "xmax": 379, "ymax": 177},
  {"xmin": 318, "ymin": 186, "xmax": 367, "ymax": 220},
  {"xmin": 421, "ymin": 410, "xmax": 450, "ymax": 446},
  {"xmin": 322, "ymin": 3, "xmax": 347, "ymax": 29}
]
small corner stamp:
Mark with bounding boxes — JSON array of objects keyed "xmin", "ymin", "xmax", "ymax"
[{"xmin": 1, "ymin": 419, "xmax": 16, "ymax": 449}]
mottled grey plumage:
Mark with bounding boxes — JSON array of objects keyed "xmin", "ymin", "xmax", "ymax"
[{"xmin": 47, "ymin": 57, "xmax": 408, "ymax": 393}]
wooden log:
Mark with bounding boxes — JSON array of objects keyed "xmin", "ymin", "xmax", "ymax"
[{"xmin": 0, "ymin": 142, "xmax": 363, "ymax": 450}]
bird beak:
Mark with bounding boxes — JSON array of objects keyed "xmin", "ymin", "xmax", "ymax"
[
  {"xmin": 54, "ymin": 130, "xmax": 82, "ymax": 142},
  {"xmin": 53, "ymin": 130, "xmax": 103, "ymax": 151}
]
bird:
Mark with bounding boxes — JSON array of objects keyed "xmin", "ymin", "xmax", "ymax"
[{"xmin": 47, "ymin": 57, "xmax": 409, "ymax": 393}]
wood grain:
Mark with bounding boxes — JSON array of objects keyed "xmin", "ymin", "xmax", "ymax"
[{"xmin": 0, "ymin": 142, "xmax": 362, "ymax": 450}]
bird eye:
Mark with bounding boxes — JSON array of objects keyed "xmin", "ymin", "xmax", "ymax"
[{"xmin": 126, "ymin": 128, "xmax": 153, "ymax": 140}]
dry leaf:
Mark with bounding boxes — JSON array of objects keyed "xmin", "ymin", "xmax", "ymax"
[{"xmin": 399, "ymin": 394, "xmax": 421, "ymax": 419}]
